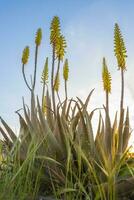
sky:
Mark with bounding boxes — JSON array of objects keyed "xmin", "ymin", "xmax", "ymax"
[{"xmin": 1, "ymin": 0, "xmax": 134, "ymax": 144}]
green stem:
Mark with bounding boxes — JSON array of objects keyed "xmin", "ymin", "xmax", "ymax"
[
  {"xmin": 33, "ymin": 45, "xmax": 38, "ymax": 91},
  {"xmin": 105, "ymin": 91, "xmax": 110, "ymax": 153},
  {"xmin": 120, "ymin": 68, "xmax": 124, "ymax": 112},
  {"xmin": 51, "ymin": 46, "xmax": 56, "ymax": 116},
  {"xmin": 54, "ymin": 56, "xmax": 60, "ymax": 88},
  {"xmin": 22, "ymin": 64, "xmax": 32, "ymax": 92},
  {"xmin": 106, "ymin": 91, "xmax": 109, "ymax": 116},
  {"xmin": 57, "ymin": 91, "xmax": 62, "ymax": 106},
  {"xmin": 42, "ymin": 82, "xmax": 46, "ymax": 108},
  {"xmin": 118, "ymin": 68, "xmax": 124, "ymax": 156},
  {"xmin": 65, "ymin": 80, "xmax": 68, "ymax": 100},
  {"xmin": 56, "ymin": 57, "xmax": 60, "ymax": 79}
]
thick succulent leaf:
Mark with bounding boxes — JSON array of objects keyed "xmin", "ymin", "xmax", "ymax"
[
  {"xmin": 23, "ymin": 98, "xmax": 34, "ymax": 132},
  {"xmin": 94, "ymin": 113, "xmax": 108, "ymax": 164},
  {"xmin": 0, "ymin": 117, "xmax": 17, "ymax": 143},
  {"xmin": 95, "ymin": 112, "xmax": 102, "ymax": 144},
  {"xmin": 66, "ymin": 98, "xmax": 74, "ymax": 120},
  {"xmin": 71, "ymin": 112, "xmax": 80, "ymax": 141},
  {"xmin": 77, "ymin": 98, "xmax": 94, "ymax": 136},
  {"xmin": 46, "ymin": 90, "xmax": 54, "ymax": 130},
  {"xmin": 31, "ymin": 91, "xmax": 37, "ymax": 123},
  {"xmin": 17, "ymin": 112, "xmax": 32, "ymax": 149},
  {"xmin": 103, "ymin": 105, "xmax": 112, "ymax": 155},
  {"xmin": 52, "ymin": 119, "xmax": 61, "ymax": 141},
  {"xmin": 122, "ymin": 107, "xmax": 131, "ymax": 152},
  {"xmin": 85, "ymin": 112, "xmax": 95, "ymax": 155},
  {"xmin": 61, "ymin": 99, "xmax": 67, "ymax": 117},
  {"xmin": 118, "ymin": 108, "xmax": 125, "ymax": 156},
  {"xmin": 84, "ymin": 88, "xmax": 95, "ymax": 109},
  {"xmin": 0, "ymin": 126, "xmax": 12, "ymax": 147},
  {"xmin": 75, "ymin": 98, "xmax": 95, "ymax": 154},
  {"xmin": 37, "ymin": 97, "xmax": 62, "ymax": 154},
  {"xmin": 23, "ymin": 97, "xmax": 42, "ymax": 137},
  {"xmin": 71, "ymin": 100, "xmax": 77, "ymax": 120},
  {"xmin": 112, "ymin": 112, "xmax": 118, "ymax": 134},
  {"xmin": 111, "ymin": 112, "xmax": 118, "ymax": 160},
  {"xmin": 77, "ymin": 117, "xmax": 83, "ymax": 138},
  {"xmin": 97, "ymin": 115, "xmax": 105, "ymax": 144},
  {"xmin": 56, "ymin": 106, "xmax": 69, "ymax": 155}
]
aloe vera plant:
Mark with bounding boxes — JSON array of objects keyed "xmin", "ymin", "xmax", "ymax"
[{"xmin": 0, "ymin": 18, "xmax": 134, "ymax": 200}]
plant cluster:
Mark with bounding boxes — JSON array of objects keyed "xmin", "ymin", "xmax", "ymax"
[{"xmin": 0, "ymin": 17, "xmax": 134, "ymax": 200}]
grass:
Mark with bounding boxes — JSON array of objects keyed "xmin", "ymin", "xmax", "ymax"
[{"xmin": 0, "ymin": 16, "xmax": 134, "ymax": 200}]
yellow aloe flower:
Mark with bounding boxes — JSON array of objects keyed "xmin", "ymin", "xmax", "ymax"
[
  {"xmin": 56, "ymin": 35, "xmax": 67, "ymax": 61},
  {"xmin": 114, "ymin": 23, "xmax": 127, "ymax": 70},
  {"xmin": 22, "ymin": 46, "xmax": 29, "ymax": 65},
  {"xmin": 35, "ymin": 28, "xmax": 42, "ymax": 46},
  {"xmin": 50, "ymin": 16, "xmax": 61, "ymax": 47},
  {"xmin": 54, "ymin": 72, "xmax": 60, "ymax": 92},
  {"xmin": 102, "ymin": 57, "xmax": 112, "ymax": 93},
  {"xmin": 63, "ymin": 59, "xmax": 69, "ymax": 81},
  {"xmin": 41, "ymin": 57, "xmax": 48, "ymax": 84}
]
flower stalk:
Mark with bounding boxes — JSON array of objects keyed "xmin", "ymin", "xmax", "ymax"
[
  {"xmin": 41, "ymin": 57, "xmax": 49, "ymax": 108},
  {"xmin": 102, "ymin": 57, "xmax": 112, "ymax": 154},
  {"xmin": 33, "ymin": 28, "xmax": 42, "ymax": 91},
  {"xmin": 114, "ymin": 23, "xmax": 127, "ymax": 155},
  {"xmin": 50, "ymin": 16, "xmax": 61, "ymax": 116},
  {"xmin": 21, "ymin": 46, "xmax": 32, "ymax": 92},
  {"xmin": 63, "ymin": 59, "xmax": 69, "ymax": 100}
]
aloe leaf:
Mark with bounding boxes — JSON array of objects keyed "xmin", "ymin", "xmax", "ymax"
[
  {"xmin": 77, "ymin": 97, "xmax": 94, "ymax": 139},
  {"xmin": 122, "ymin": 107, "xmax": 131, "ymax": 152},
  {"xmin": 56, "ymin": 106, "xmax": 69, "ymax": 155},
  {"xmin": 95, "ymin": 112, "xmax": 102, "ymax": 147},
  {"xmin": 118, "ymin": 108, "xmax": 124, "ymax": 156},
  {"xmin": 103, "ymin": 105, "xmax": 112, "ymax": 155},
  {"xmin": 0, "ymin": 126, "xmax": 12, "ymax": 147},
  {"xmin": 61, "ymin": 99, "xmax": 67, "ymax": 117},
  {"xmin": 23, "ymin": 98, "xmax": 34, "ymax": 132},
  {"xmin": 31, "ymin": 91, "xmax": 36, "ymax": 123},
  {"xmin": 84, "ymin": 88, "xmax": 95, "ymax": 109},
  {"xmin": 0, "ymin": 117, "xmax": 17, "ymax": 143},
  {"xmin": 66, "ymin": 98, "xmax": 73, "ymax": 119},
  {"xmin": 71, "ymin": 100, "xmax": 78, "ymax": 119},
  {"xmin": 46, "ymin": 90, "xmax": 54, "ymax": 130},
  {"xmin": 37, "ymin": 96, "xmax": 62, "ymax": 154},
  {"xmin": 75, "ymin": 98, "xmax": 95, "ymax": 154}
]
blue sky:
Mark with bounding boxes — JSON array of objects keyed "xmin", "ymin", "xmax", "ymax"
[{"xmin": 1, "ymin": 0, "xmax": 134, "ymax": 137}]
